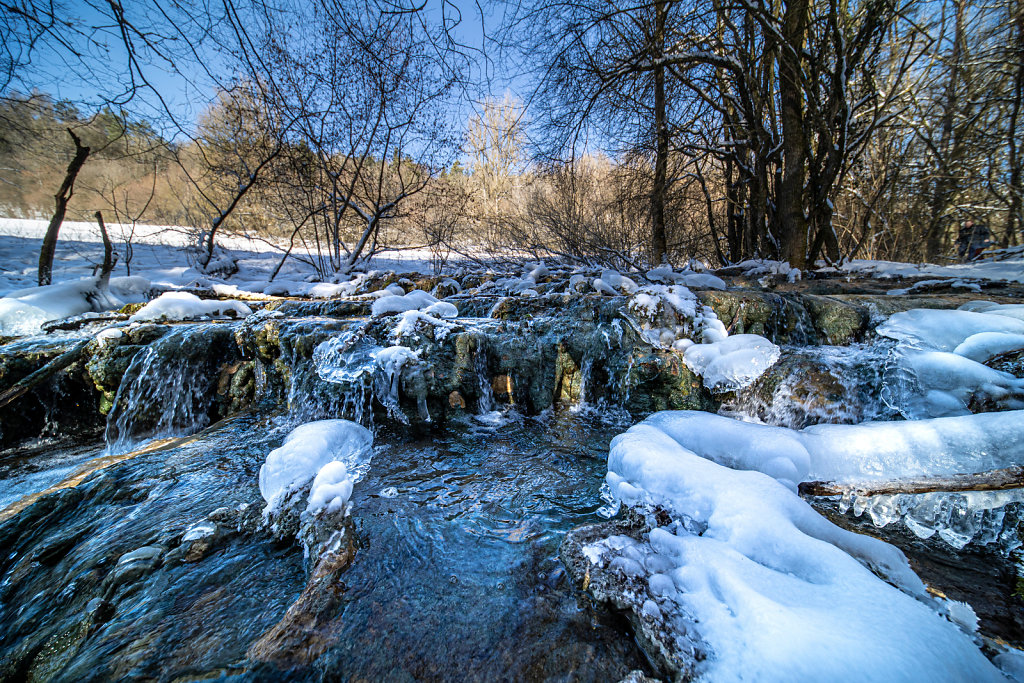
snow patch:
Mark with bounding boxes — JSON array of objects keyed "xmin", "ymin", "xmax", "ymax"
[
  {"xmin": 598, "ymin": 414, "xmax": 1006, "ymax": 682},
  {"xmin": 258, "ymin": 420, "xmax": 373, "ymax": 515},
  {"xmin": 128, "ymin": 291, "xmax": 252, "ymax": 322}
]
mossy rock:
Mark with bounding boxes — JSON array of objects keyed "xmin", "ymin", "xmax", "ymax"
[{"xmin": 117, "ymin": 301, "xmax": 147, "ymax": 316}]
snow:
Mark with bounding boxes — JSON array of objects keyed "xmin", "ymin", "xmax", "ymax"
[
  {"xmin": 306, "ymin": 460, "xmax": 355, "ymax": 514},
  {"xmin": 681, "ymin": 306, "xmax": 780, "ymax": 392},
  {"xmin": 372, "ymin": 289, "xmax": 440, "ymax": 315},
  {"xmin": 598, "ymin": 415, "xmax": 1006, "ymax": 682},
  {"xmin": 639, "ymin": 409, "xmax": 1024, "ymax": 488},
  {"xmin": 392, "ymin": 309, "xmax": 458, "ymax": 342},
  {"xmin": 258, "ymin": 420, "xmax": 373, "ymax": 514},
  {"xmin": 647, "ymin": 265, "xmax": 726, "ymax": 290},
  {"xmin": 877, "ymin": 305, "xmax": 1024, "ymax": 417},
  {"xmin": 0, "ymin": 275, "xmax": 150, "ymax": 335},
  {"xmin": 838, "ymin": 257, "xmax": 1024, "ymax": 285},
  {"xmin": 953, "ymin": 332, "xmax": 1024, "ymax": 363},
  {"xmin": 878, "ymin": 307, "xmax": 1024, "ymax": 352},
  {"xmin": 127, "ymin": 291, "xmax": 252, "ymax": 322}
]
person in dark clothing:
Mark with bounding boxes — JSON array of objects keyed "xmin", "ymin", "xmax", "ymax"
[{"xmin": 956, "ymin": 220, "xmax": 990, "ymax": 261}]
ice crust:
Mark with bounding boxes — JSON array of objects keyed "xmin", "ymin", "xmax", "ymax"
[
  {"xmin": 681, "ymin": 306, "xmax": 781, "ymax": 392},
  {"xmin": 600, "ymin": 414, "xmax": 1007, "ymax": 682},
  {"xmin": 128, "ymin": 291, "xmax": 252, "ymax": 322},
  {"xmin": 258, "ymin": 420, "xmax": 373, "ymax": 514},
  {"xmin": 877, "ymin": 305, "xmax": 1024, "ymax": 417}
]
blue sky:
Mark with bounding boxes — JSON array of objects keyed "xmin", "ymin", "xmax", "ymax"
[{"xmin": 13, "ymin": 0, "xmax": 516, "ymax": 140}]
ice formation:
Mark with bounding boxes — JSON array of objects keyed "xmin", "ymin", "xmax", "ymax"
[
  {"xmin": 835, "ymin": 488, "xmax": 1024, "ymax": 551},
  {"xmin": 258, "ymin": 420, "xmax": 373, "ymax": 515},
  {"xmin": 128, "ymin": 291, "xmax": 252, "ymax": 322},
  {"xmin": 877, "ymin": 305, "xmax": 1024, "ymax": 417},
  {"xmin": 594, "ymin": 414, "xmax": 1007, "ymax": 682},
  {"xmin": 641, "ymin": 409, "xmax": 1024, "ymax": 487},
  {"xmin": 681, "ymin": 306, "xmax": 781, "ymax": 392}
]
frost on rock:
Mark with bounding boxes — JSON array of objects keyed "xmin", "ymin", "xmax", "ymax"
[
  {"xmin": 584, "ymin": 414, "xmax": 1007, "ymax": 683},
  {"xmin": 681, "ymin": 306, "xmax": 781, "ymax": 392},
  {"xmin": 128, "ymin": 291, "xmax": 252, "ymax": 322},
  {"xmin": 877, "ymin": 305, "xmax": 1024, "ymax": 417}
]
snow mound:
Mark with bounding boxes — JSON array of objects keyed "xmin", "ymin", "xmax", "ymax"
[
  {"xmin": 598, "ymin": 415, "xmax": 1006, "ymax": 682},
  {"xmin": 647, "ymin": 265, "xmax": 726, "ymax": 290},
  {"xmin": 258, "ymin": 420, "xmax": 373, "ymax": 514},
  {"xmin": 128, "ymin": 291, "xmax": 252, "ymax": 322},
  {"xmin": 371, "ymin": 289, "xmax": 458, "ymax": 318},
  {"xmin": 681, "ymin": 306, "xmax": 780, "ymax": 392},
  {"xmin": 0, "ymin": 276, "xmax": 151, "ymax": 335},
  {"xmin": 641, "ymin": 409, "xmax": 1024, "ymax": 487},
  {"xmin": 592, "ymin": 269, "xmax": 639, "ymax": 295}
]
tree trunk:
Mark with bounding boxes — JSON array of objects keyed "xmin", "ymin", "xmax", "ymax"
[
  {"xmin": 650, "ymin": 0, "xmax": 670, "ymax": 264},
  {"xmin": 94, "ymin": 211, "xmax": 116, "ymax": 289},
  {"xmin": 777, "ymin": 0, "xmax": 811, "ymax": 269},
  {"xmin": 1005, "ymin": 1, "xmax": 1024, "ymax": 247},
  {"xmin": 39, "ymin": 129, "xmax": 91, "ymax": 286},
  {"xmin": 924, "ymin": 0, "xmax": 964, "ymax": 260}
]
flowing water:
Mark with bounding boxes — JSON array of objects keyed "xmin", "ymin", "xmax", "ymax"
[
  {"xmin": 0, "ymin": 334, "xmax": 650, "ymax": 679},
  {"xmin": 3, "ymin": 297, "xmax": 1023, "ymax": 678}
]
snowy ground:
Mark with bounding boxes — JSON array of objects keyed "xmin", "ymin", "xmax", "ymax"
[{"xmin": 0, "ymin": 217, "xmax": 438, "ymax": 297}]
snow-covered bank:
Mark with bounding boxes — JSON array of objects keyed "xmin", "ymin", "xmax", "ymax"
[
  {"xmin": 833, "ymin": 257, "xmax": 1024, "ymax": 285},
  {"xmin": 591, "ymin": 411, "xmax": 1015, "ymax": 681}
]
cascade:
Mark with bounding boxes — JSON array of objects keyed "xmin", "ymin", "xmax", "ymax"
[{"xmin": 104, "ymin": 324, "xmax": 240, "ymax": 453}]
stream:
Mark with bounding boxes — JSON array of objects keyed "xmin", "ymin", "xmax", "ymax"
[{"xmin": 1, "ymin": 280, "xmax": 1022, "ymax": 681}]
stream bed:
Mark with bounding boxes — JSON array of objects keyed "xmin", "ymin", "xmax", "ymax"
[{"xmin": 0, "ymin": 408, "xmax": 652, "ymax": 681}]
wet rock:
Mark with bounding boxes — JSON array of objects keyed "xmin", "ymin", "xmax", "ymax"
[
  {"xmin": 697, "ymin": 290, "xmax": 869, "ymax": 345},
  {"xmin": 733, "ymin": 347, "xmax": 891, "ymax": 428},
  {"xmin": 31, "ymin": 532, "xmax": 82, "ymax": 566},
  {"xmin": 247, "ymin": 529, "xmax": 357, "ymax": 668},
  {"xmin": 24, "ymin": 618, "xmax": 90, "ymax": 683},
  {"xmin": 561, "ymin": 515, "xmax": 701, "ymax": 681},
  {"xmin": 619, "ymin": 670, "xmax": 663, "ymax": 683},
  {"xmin": 802, "ymin": 294, "xmax": 870, "ymax": 345},
  {"xmin": 987, "ymin": 348, "xmax": 1024, "ymax": 379},
  {"xmin": 103, "ymin": 545, "xmax": 164, "ymax": 594},
  {"xmin": 84, "ymin": 597, "xmax": 114, "ymax": 624}
]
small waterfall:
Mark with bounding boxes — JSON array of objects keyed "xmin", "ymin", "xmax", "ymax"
[
  {"xmin": 306, "ymin": 325, "xmax": 429, "ymax": 425},
  {"xmin": 298, "ymin": 325, "xmax": 376, "ymax": 424},
  {"xmin": 722, "ymin": 342, "xmax": 896, "ymax": 428},
  {"xmin": 105, "ymin": 324, "xmax": 241, "ymax": 453},
  {"xmin": 570, "ymin": 359, "xmax": 593, "ymax": 412},
  {"xmin": 475, "ymin": 344, "xmax": 495, "ymax": 414}
]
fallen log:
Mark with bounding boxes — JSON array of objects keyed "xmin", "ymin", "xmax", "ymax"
[
  {"xmin": 799, "ymin": 466, "xmax": 1024, "ymax": 498},
  {"xmin": 0, "ymin": 338, "xmax": 91, "ymax": 410}
]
